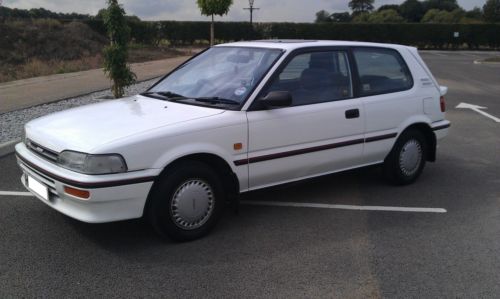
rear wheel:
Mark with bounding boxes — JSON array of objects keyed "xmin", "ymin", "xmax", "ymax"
[
  {"xmin": 384, "ymin": 129, "xmax": 427, "ymax": 185},
  {"xmin": 147, "ymin": 161, "xmax": 225, "ymax": 241}
]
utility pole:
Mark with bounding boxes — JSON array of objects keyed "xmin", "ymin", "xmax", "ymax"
[{"xmin": 243, "ymin": 0, "xmax": 260, "ymax": 25}]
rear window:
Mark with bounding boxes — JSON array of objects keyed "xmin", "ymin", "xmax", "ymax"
[{"xmin": 353, "ymin": 48, "xmax": 413, "ymax": 96}]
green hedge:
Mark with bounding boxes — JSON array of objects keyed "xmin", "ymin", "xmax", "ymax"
[
  {"xmin": 83, "ymin": 20, "xmax": 500, "ymax": 50},
  {"xmin": 258, "ymin": 23, "xmax": 500, "ymax": 49}
]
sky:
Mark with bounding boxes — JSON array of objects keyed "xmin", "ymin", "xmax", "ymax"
[{"xmin": 3, "ymin": 0, "xmax": 488, "ymax": 23}]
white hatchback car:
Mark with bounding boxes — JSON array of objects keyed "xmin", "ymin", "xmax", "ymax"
[{"xmin": 16, "ymin": 40, "xmax": 450, "ymax": 240}]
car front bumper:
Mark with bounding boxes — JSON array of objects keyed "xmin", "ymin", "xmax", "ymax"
[{"xmin": 15, "ymin": 143, "xmax": 157, "ymax": 223}]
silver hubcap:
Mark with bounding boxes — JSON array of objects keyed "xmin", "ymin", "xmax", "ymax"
[
  {"xmin": 399, "ymin": 139, "xmax": 423, "ymax": 177},
  {"xmin": 170, "ymin": 179, "xmax": 214, "ymax": 230}
]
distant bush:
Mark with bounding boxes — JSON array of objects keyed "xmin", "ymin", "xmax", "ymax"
[
  {"xmin": 0, "ymin": 6, "xmax": 90, "ymax": 20},
  {"xmin": 107, "ymin": 21, "xmax": 500, "ymax": 50},
  {"xmin": 5, "ymin": 16, "xmax": 498, "ymax": 51},
  {"xmin": 75, "ymin": 19, "xmax": 500, "ymax": 50}
]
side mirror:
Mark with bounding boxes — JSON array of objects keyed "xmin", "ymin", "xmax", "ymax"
[{"xmin": 259, "ymin": 91, "xmax": 292, "ymax": 109}]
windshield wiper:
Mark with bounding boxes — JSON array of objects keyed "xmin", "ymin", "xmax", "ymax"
[
  {"xmin": 191, "ymin": 97, "xmax": 240, "ymax": 106},
  {"xmin": 140, "ymin": 91, "xmax": 186, "ymax": 100},
  {"xmin": 141, "ymin": 92, "xmax": 240, "ymax": 106}
]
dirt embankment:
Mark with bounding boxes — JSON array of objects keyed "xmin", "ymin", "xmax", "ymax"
[{"xmin": 0, "ymin": 19, "xmax": 183, "ymax": 83}]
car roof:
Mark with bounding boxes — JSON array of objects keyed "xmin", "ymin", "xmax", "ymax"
[{"xmin": 216, "ymin": 40, "xmax": 412, "ymax": 51}]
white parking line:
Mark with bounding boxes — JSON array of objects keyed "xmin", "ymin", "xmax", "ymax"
[
  {"xmin": 0, "ymin": 191, "xmax": 447, "ymax": 213},
  {"xmin": 0, "ymin": 191, "xmax": 32, "ymax": 197},
  {"xmin": 241, "ymin": 200, "xmax": 447, "ymax": 213},
  {"xmin": 427, "ymin": 52, "xmax": 447, "ymax": 57}
]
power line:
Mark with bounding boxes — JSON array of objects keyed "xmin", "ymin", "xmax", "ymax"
[{"xmin": 243, "ymin": 0, "xmax": 260, "ymax": 25}]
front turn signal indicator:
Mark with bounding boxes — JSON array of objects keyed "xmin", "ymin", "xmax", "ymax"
[{"xmin": 64, "ymin": 186, "xmax": 90, "ymax": 200}]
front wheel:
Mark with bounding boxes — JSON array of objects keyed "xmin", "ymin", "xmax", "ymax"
[
  {"xmin": 383, "ymin": 130, "xmax": 427, "ymax": 185},
  {"xmin": 147, "ymin": 161, "xmax": 225, "ymax": 241}
]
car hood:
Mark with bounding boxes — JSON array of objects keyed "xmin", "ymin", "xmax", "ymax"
[{"xmin": 26, "ymin": 95, "xmax": 225, "ymax": 153}]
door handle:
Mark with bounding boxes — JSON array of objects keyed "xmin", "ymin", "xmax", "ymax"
[{"xmin": 345, "ymin": 109, "xmax": 360, "ymax": 119}]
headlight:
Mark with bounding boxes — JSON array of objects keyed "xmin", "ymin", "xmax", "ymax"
[{"xmin": 57, "ymin": 151, "xmax": 127, "ymax": 175}]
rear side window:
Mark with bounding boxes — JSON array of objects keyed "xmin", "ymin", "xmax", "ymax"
[{"xmin": 353, "ymin": 48, "xmax": 413, "ymax": 96}]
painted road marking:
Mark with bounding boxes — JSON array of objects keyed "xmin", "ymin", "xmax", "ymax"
[
  {"xmin": 0, "ymin": 191, "xmax": 32, "ymax": 197},
  {"xmin": 456, "ymin": 102, "xmax": 500, "ymax": 123},
  {"xmin": 241, "ymin": 200, "xmax": 447, "ymax": 213},
  {"xmin": 1, "ymin": 191, "xmax": 447, "ymax": 213},
  {"xmin": 425, "ymin": 52, "xmax": 447, "ymax": 57}
]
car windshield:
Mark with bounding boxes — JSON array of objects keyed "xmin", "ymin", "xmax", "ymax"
[{"xmin": 147, "ymin": 47, "xmax": 283, "ymax": 108}]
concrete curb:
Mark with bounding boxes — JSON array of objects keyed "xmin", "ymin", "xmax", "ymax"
[{"xmin": 0, "ymin": 138, "xmax": 21, "ymax": 158}]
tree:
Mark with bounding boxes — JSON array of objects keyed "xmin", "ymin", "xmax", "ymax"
[
  {"xmin": 423, "ymin": 0, "xmax": 459, "ymax": 12},
  {"xmin": 331, "ymin": 12, "xmax": 352, "ymax": 22},
  {"xmin": 465, "ymin": 7, "xmax": 483, "ymax": 19},
  {"xmin": 421, "ymin": 8, "xmax": 464, "ymax": 23},
  {"xmin": 378, "ymin": 5, "xmax": 400, "ymax": 13},
  {"xmin": 400, "ymin": 0, "xmax": 425, "ymax": 22},
  {"xmin": 422, "ymin": 8, "xmax": 442, "ymax": 22},
  {"xmin": 315, "ymin": 10, "xmax": 332, "ymax": 23},
  {"xmin": 349, "ymin": 0, "xmax": 374, "ymax": 15},
  {"xmin": 367, "ymin": 9, "xmax": 405, "ymax": 23},
  {"xmin": 103, "ymin": 0, "xmax": 136, "ymax": 98},
  {"xmin": 196, "ymin": 0, "xmax": 233, "ymax": 46},
  {"xmin": 483, "ymin": 0, "xmax": 500, "ymax": 23},
  {"xmin": 352, "ymin": 12, "xmax": 371, "ymax": 22},
  {"xmin": 95, "ymin": 8, "xmax": 108, "ymax": 20},
  {"xmin": 460, "ymin": 7, "xmax": 484, "ymax": 23}
]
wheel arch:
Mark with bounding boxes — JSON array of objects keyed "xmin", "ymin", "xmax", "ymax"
[
  {"xmin": 143, "ymin": 153, "xmax": 240, "ymax": 216},
  {"xmin": 398, "ymin": 122, "xmax": 437, "ymax": 162}
]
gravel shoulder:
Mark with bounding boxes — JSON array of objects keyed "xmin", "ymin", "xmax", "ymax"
[{"xmin": 0, "ymin": 78, "xmax": 158, "ymax": 144}]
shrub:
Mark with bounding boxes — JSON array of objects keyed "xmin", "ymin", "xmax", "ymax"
[{"xmin": 102, "ymin": 0, "xmax": 136, "ymax": 99}]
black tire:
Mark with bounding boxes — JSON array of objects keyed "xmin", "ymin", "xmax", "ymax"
[
  {"xmin": 147, "ymin": 160, "xmax": 225, "ymax": 241},
  {"xmin": 383, "ymin": 129, "xmax": 427, "ymax": 186}
]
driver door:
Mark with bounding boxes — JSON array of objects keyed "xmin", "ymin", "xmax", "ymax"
[{"xmin": 245, "ymin": 49, "xmax": 365, "ymax": 189}]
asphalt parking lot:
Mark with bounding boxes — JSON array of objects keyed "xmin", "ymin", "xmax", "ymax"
[{"xmin": 1, "ymin": 51, "xmax": 499, "ymax": 298}]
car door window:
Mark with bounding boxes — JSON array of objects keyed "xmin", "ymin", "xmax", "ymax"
[
  {"xmin": 353, "ymin": 48, "xmax": 413, "ymax": 96},
  {"xmin": 264, "ymin": 51, "xmax": 353, "ymax": 107}
]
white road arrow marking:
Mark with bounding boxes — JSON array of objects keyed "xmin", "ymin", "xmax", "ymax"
[{"xmin": 456, "ymin": 102, "xmax": 500, "ymax": 123}]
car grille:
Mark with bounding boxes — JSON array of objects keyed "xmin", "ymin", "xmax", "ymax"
[{"xmin": 26, "ymin": 139, "xmax": 59, "ymax": 163}]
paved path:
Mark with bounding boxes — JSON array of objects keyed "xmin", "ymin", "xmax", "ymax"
[{"xmin": 0, "ymin": 56, "xmax": 191, "ymax": 114}]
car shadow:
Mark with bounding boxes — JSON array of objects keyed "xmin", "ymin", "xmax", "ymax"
[{"xmin": 63, "ymin": 165, "xmax": 388, "ymax": 252}]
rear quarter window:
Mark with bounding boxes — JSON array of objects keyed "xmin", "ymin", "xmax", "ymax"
[{"xmin": 353, "ymin": 48, "xmax": 413, "ymax": 96}]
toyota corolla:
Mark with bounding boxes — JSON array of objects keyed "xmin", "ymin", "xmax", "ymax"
[{"xmin": 16, "ymin": 40, "xmax": 450, "ymax": 241}]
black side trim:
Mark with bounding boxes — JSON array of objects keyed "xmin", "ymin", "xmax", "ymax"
[
  {"xmin": 365, "ymin": 133, "xmax": 398, "ymax": 143},
  {"xmin": 234, "ymin": 132, "xmax": 399, "ymax": 166},
  {"xmin": 433, "ymin": 124, "xmax": 451, "ymax": 131},
  {"xmin": 234, "ymin": 138, "xmax": 364, "ymax": 166},
  {"xmin": 17, "ymin": 154, "xmax": 155, "ymax": 189}
]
